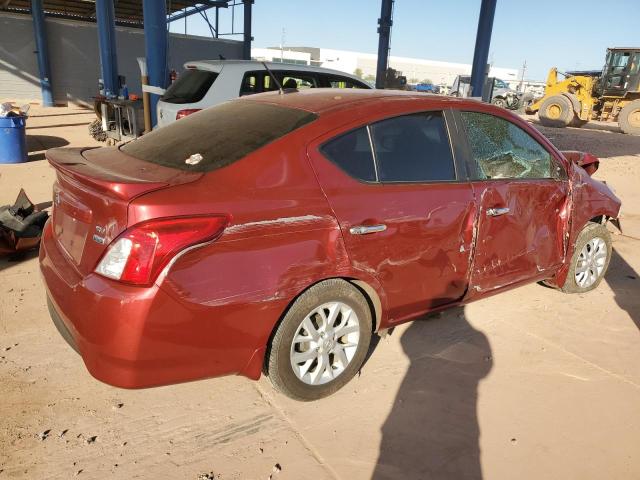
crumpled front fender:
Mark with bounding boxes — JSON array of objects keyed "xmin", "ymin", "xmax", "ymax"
[{"xmin": 548, "ymin": 161, "xmax": 621, "ymax": 288}]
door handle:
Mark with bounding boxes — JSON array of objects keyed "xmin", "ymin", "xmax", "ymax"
[
  {"xmin": 349, "ymin": 224, "xmax": 387, "ymax": 235},
  {"xmin": 486, "ymin": 207, "xmax": 510, "ymax": 217}
]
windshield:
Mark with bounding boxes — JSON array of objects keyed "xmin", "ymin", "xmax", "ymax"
[
  {"xmin": 494, "ymin": 79, "xmax": 508, "ymax": 89},
  {"xmin": 161, "ymin": 69, "xmax": 218, "ymax": 104},
  {"xmin": 121, "ymin": 101, "xmax": 317, "ymax": 172}
]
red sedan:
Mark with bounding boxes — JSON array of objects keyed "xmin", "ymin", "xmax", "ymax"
[{"xmin": 40, "ymin": 89, "xmax": 621, "ymax": 401}]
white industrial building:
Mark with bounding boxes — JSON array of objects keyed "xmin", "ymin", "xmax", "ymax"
[{"xmin": 252, "ymin": 46, "xmax": 519, "ymax": 87}]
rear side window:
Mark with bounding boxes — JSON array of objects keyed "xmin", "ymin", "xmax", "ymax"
[
  {"xmin": 460, "ymin": 111, "xmax": 552, "ymax": 179},
  {"xmin": 264, "ymin": 73, "xmax": 317, "ymax": 91},
  {"xmin": 161, "ymin": 69, "xmax": 218, "ymax": 104},
  {"xmin": 325, "ymin": 76, "xmax": 370, "ymax": 89},
  {"xmin": 121, "ymin": 101, "xmax": 317, "ymax": 172},
  {"xmin": 240, "ymin": 73, "xmax": 259, "ymax": 96},
  {"xmin": 320, "ymin": 127, "xmax": 376, "ymax": 182},
  {"xmin": 370, "ymin": 112, "xmax": 456, "ymax": 182}
]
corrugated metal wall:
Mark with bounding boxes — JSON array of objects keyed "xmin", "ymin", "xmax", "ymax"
[{"xmin": 0, "ymin": 13, "xmax": 243, "ymax": 105}]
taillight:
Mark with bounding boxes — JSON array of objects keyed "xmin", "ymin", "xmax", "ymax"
[
  {"xmin": 95, "ymin": 215, "xmax": 228, "ymax": 286},
  {"xmin": 175, "ymin": 108, "xmax": 201, "ymax": 120}
]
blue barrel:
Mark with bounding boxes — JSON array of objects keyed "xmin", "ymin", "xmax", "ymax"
[{"xmin": 0, "ymin": 115, "xmax": 28, "ymax": 164}]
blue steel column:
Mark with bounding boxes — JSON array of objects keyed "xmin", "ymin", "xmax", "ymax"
[
  {"xmin": 31, "ymin": 0, "xmax": 54, "ymax": 106},
  {"xmin": 143, "ymin": 0, "xmax": 168, "ymax": 127},
  {"xmin": 470, "ymin": 0, "xmax": 497, "ymax": 98},
  {"xmin": 375, "ymin": 0, "xmax": 393, "ymax": 89},
  {"xmin": 242, "ymin": 0, "xmax": 253, "ymax": 60},
  {"xmin": 95, "ymin": 0, "xmax": 119, "ymax": 96}
]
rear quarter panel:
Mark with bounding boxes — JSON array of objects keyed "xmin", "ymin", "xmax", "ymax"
[{"xmin": 127, "ymin": 127, "xmax": 353, "ymax": 376}]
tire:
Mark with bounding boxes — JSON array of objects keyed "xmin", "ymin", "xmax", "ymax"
[
  {"xmin": 539, "ymin": 95, "xmax": 574, "ymax": 127},
  {"xmin": 570, "ymin": 116, "xmax": 588, "ymax": 128},
  {"xmin": 618, "ymin": 99, "xmax": 640, "ymax": 135},
  {"xmin": 88, "ymin": 119, "xmax": 107, "ymax": 142},
  {"xmin": 492, "ymin": 97, "xmax": 507, "ymax": 108},
  {"xmin": 561, "ymin": 222, "xmax": 612, "ymax": 294},
  {"xmin": 266, "ymin": 279, "xmax": 373, "ymax": 401}
]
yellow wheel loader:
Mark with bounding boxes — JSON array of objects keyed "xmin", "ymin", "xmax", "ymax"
[{"xmin": 527, "ymin": 48, "xmax": 640, "ymax": 135}]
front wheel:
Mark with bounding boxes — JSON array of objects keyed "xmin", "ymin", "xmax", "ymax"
[
  {"xmin": 561, "ymin": 222, "xmax": 612, "ymax": 293},
  {"xmin": 619, "ymin": 99, "xmax": 640, "ymax": 135},
  {"xmin": 539, "ymin": 95, "xmax": 574, "ymax": 127},
  {"xmin": 266, "ymin": 279, "xmax": 373, "ymax": 401}
]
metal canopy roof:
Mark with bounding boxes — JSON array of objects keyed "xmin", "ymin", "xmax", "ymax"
[{"xmin": 1, "ymin": 1, "xmax": 230, "ymax": 26}]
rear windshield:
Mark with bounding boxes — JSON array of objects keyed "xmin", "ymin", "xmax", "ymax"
[
  {"xmin": 121, "ymin": 101, "xmax": 318, "ymax": 172},
  {"xmin": 161, "ymin": 69, "xmax": 218, "ymax": 104}
]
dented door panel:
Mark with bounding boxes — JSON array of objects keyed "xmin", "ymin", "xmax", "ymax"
[
  {"xmin": 308, "ymin": 147, "xmax": 476, "ymax": 325},
  {"xmin": 468, "ymin": 179, "xmax": 569, "ymax": 295}
]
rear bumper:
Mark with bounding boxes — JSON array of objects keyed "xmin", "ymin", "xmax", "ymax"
[
  {"xmin": 47, "ymin": 296, "xmax": 79, "ymax": 354},
  {"xmin": 39, "ymin": 221, "xmax": 274, "ymax": 388}
]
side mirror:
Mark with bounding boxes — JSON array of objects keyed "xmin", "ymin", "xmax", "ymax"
[{"xmin": 561, "ymin": 150, "xmax": 600, "ymax": 176}]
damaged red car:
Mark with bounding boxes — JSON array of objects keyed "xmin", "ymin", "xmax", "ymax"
[{"xmin": 40, "ymin": 89, "xmax": 621, "ymax": 401}]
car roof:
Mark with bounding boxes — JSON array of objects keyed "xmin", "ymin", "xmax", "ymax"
[
  {"xmin": 241, "ymin": 88, "xmax": 482, "ymax": 115},
  {"xmin": 182, "ymin": 60, "xmax": 366, "ymax": 83}
]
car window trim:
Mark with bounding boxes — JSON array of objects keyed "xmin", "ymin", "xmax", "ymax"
[
  {"xmin": 453, "ymin": 108, "xmax": 567, "ymax": 182},
  {"xmin": 365, "ymin": 125, "xmax": 380, "ymax": 181}
]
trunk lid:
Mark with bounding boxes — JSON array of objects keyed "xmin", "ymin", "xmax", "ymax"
[{"xmin": 47, "ymin": 147, "xmax": 202, "ymax": 275}]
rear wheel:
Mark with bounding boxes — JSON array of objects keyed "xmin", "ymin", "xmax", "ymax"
[
  {"xmin": 266, "ymin": 279, "xmax": 373, "ymax": 401},
  {"xmin": 619, "ymin": 99, "xmax": 640, "ymax": 135},
  {"xmin": 539, "ymin": 95, "xmax": 574, "ymax": 127},
  {"xmin": 561, "ymin": 222, "xmax": 612, "ymax": 293}
]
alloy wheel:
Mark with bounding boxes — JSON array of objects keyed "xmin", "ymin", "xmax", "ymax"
[
  {"xmin": 289, "ymin": 301, "xmax": 360, "ymax": 386},
  {"xmin": 575, "ymin": 237, "xmax": 608, "ymax": 288}
]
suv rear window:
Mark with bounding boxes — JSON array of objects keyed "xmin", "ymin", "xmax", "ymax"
[
  {"xmin": 121, "ymin": 101, "xmax": 317, "ymax": 172},
  {"xmin": 160, "ymin": 69, "xmax": 218, "ymax": 104}
]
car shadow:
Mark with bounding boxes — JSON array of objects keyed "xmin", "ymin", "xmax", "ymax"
[
  {"xmin": 605, "ymin": 247, "xmax": 640, "ymax": 331},
  {"xmin": 0, "ymin": 249, "xmax": 39, "ymax": 273},
  {"xmin": 26, "ymin": 135, "xmax": 70, "ymax": 162},
  {"xmin": 372, "ymin": 306, "xmax": 492, "ymax": 479}
]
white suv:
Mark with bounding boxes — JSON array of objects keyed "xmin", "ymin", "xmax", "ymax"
[{"xmin": 156, "ymin": 60, "xmax": 371, "ymax": 127}]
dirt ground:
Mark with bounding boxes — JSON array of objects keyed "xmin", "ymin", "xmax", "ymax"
[{"xmin": 1, "ymin": 106, "xmax": 639, "ymax": 480}]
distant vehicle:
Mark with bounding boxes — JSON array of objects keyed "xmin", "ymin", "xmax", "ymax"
[
  {"xmin": 156, "ymin": 60, "xmax": 370, "ymax": 127},
  {"xmin": 450, "ymin": 75, "xmax": 530, "ymax": 110},
  {"xmin": 416, "ymin": 83, "xmax": 439, "ymax": 93},
  {"xmin": 381, "ymin": 67, "xmax": 407, "ymax": 90},
  {"xmin": 42, "ymin": 90, "xmax": 620, "ymax": 401},
  {"xmin": 526, "ymin": 47, "xmax": 640, "ymax": 134}
]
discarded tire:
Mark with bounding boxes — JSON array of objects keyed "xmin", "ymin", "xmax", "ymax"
[{"xmin": 88, "ymin": 119, "xmax": 107, "ymax": 142}]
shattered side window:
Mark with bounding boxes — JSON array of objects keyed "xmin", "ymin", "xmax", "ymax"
[{"xmin": 461, "ymin": 112, "xmax": 552, "ymax": 180}]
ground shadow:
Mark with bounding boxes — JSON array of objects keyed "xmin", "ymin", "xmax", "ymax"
[
  {"xmin": 373, "ymin": 307, "xmax": 492, "ymax": 479},
  {"xmin": 29, "ymin": 111, "xmax": 92, "ymax": 118},
  {"xmin": 27, "ymin": 135, "xmax": 69, "ymax": 152},
  {"xmin": 606, "ymin": 248, "xmax": 640, "ymax": 331},
  {"xmin": 26, "ymin": 135, "xmax": 70, "ymax": 162},
  {"xmin": 26, "ymin": 122, "xmax": 90, "ymax": 130},
  {"xmin": 0, "ymin": 249, "xmax": 39, "ymax": 273}
]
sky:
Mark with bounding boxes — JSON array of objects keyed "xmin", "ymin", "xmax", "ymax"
[{"xmin": 170, "ymin": 0, "xmax": 640, "ymax": 81}]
